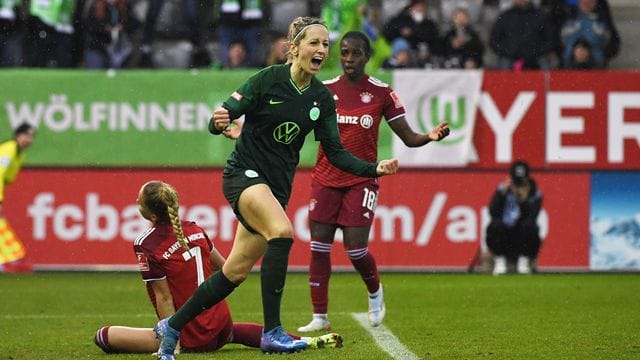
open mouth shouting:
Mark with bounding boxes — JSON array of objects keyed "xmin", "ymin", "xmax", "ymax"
[{"xmin": 310, "ymin": 55, "xmax": 324, "ymax": 72}]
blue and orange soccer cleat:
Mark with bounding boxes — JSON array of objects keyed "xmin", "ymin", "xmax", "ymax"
[
  {"xmin": 153, "ymin": 317, "xmax": 180, "ymax": 360},
  {"xmin": 260, "ymin": 326, "xmax": 308, "ymax": 354}
]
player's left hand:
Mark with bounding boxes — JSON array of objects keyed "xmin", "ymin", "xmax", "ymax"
[
  {"xmin": 376, "ymin": 159, "xmax": 399, "ymax": 176},
  {"xmin": 428, "ymin": 121, "xmax": 450, "ymax": 141},
  {"xmin": 223, "ymin": 120, "xmax": 243, "ymax": 140}
]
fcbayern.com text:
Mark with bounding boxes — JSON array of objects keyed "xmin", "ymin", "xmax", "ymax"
[{"xmin": 26, "ymin": 192, "xmax": 548, "ymax": 245}]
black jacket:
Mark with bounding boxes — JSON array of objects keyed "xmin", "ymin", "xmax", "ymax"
[
  {"xmin": 490, "ymin": 4, "xmax": 555, "ymax": 61},
  {"xmin": 442, "ymin": 26, "xmax": 484, "ymax": 68},
  {"xmin": 489, "ymin": 179, "xmax": 542, "ymax": 228},
  {"xmin": 382, "ymin": 10, "xmax": 441, "ymax": 56}
]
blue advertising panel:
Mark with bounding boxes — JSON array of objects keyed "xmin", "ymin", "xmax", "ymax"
[{"xmin": 590, "ymin": 172, "xmax": 640, "ymax": 270}]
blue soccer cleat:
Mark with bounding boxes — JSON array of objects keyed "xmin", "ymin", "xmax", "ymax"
[
  {"xmin": 153, "ymin": 317, "xmax": 180, "ymax": 360},
  {"xmin": 260, "ymin": 326, "xmax": 308, "ymax": 354}
]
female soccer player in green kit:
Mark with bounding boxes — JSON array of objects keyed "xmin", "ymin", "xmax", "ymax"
[{"xmin": 153, "ymin": 16, "xmax": 399, "ymax": 359}]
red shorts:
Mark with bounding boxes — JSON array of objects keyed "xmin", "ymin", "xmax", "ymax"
[{"xmin": 308, "ymin": 179, "xmax": 379, "ymax": 227}]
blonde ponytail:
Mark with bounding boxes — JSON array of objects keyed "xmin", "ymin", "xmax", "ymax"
[
  {"xmin": 141, "ymin": 180, "xmax": 190, "ymax": 252},
  {"xmin": 167, "ymin": 199, "xmax": 189, "ymax": 252}
]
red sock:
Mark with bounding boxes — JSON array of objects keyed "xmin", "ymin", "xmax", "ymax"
[
  {"xmin": 231, "ymin": 323, "xmax": 263, "ymax": 348},
  {"xmin": 309, "ymin": 246, "xmax": 332, "ymax": 314},
  {"xmin": 94, "ymin": 326, "xmax": 114, "ymax": 353},
  {"xmin": 346, "ymin": 247, "xmax": 380, "ymax": 294}
]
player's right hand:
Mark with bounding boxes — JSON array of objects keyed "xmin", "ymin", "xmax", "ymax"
[
  {"xmin": 212, "ymin": 107, "xmax": 231, "ymax": 132},
  {"xmin": 376, "ymin": 159, "xmax": 399, "ymax": 176}
]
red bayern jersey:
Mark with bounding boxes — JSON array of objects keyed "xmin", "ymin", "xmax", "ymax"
[
  {"xmin": 133, "ymin": 221, "xmax": 232, "ymax": 350},
  {"xmin": 313, "ymin": 74, "xmax": 406, "ymax": 187}
]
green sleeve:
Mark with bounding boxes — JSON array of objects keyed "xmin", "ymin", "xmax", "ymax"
[
  {"xmin": 313, "ymin": 92, "xmax": 339, "ymax": 142},
  {"xmin": 320, "ymin": 137, "xmax": 378, "ymax": 178},
  {"xmin": 222, "ymin": 68, "xmax": 264, "ymax": 119}
]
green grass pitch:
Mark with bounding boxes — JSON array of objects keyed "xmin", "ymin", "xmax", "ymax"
[{"xmin": 1, "ymin": 272, "xmax": 639, "ymax": 359}]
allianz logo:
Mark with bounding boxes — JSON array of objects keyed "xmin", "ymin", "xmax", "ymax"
[{"xmin": 337, "ymin": 114, "xmax": 373, "ymax": 129}]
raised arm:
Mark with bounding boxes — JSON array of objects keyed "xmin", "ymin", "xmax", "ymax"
[{"xmin": 389, "ymin": 117, "xmax": 450, "ymax": 147}]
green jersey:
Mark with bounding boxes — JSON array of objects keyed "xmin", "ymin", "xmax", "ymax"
[{"xmin": 222, "ymin": 63, "xmax": 377, "ymax": 205}]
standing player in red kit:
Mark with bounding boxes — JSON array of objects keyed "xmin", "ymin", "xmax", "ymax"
[
  {"xmin": 298, "ymin": 31, "xmax": 450, "ymax": 332},
  {"xmin": 94, "ymin": 180, "xmax": 341, "ymax": 354}
]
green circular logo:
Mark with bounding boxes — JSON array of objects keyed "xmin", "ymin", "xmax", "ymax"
[
  {"xmin": 417, "ymin": 93, "xmax": 465, "ymax": 145},
  {"xmin": 309, "ymin": 107, "xmax": 320, "ymax": 121}
]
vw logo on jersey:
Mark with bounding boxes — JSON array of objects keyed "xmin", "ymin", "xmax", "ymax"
[
  {"xmin": 360, "ymin": 114, "xmax": 374, "ymax": 129},
  {"xmin": 309, "ymin": 107, "xmax": 320, "ymax": 121},
  {"xmin": 273, "ymin": 122, "xmax": 300, "ymax": 144},
  {"xmin": 244, "ymin": 169, "xmax": 259, "ymax": 178}
]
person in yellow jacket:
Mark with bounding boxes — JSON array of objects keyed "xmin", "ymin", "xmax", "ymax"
[{"xmin": 0, "ymin": 122, "xmax": 36, "ymax": 273}]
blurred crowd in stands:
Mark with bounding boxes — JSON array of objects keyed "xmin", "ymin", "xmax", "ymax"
[{"xmin": 0, "ymin": 0, "xmax": 621, "ymax": 71}]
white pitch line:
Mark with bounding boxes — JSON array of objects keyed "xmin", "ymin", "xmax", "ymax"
[{"xmin": 351, "ymin": 312, "xmax": 421, "ymax": 360}]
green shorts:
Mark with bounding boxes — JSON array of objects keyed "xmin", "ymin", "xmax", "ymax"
[{"xmin": 222, "ymin": 167, "xmax": 287, "ymax": 234}]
